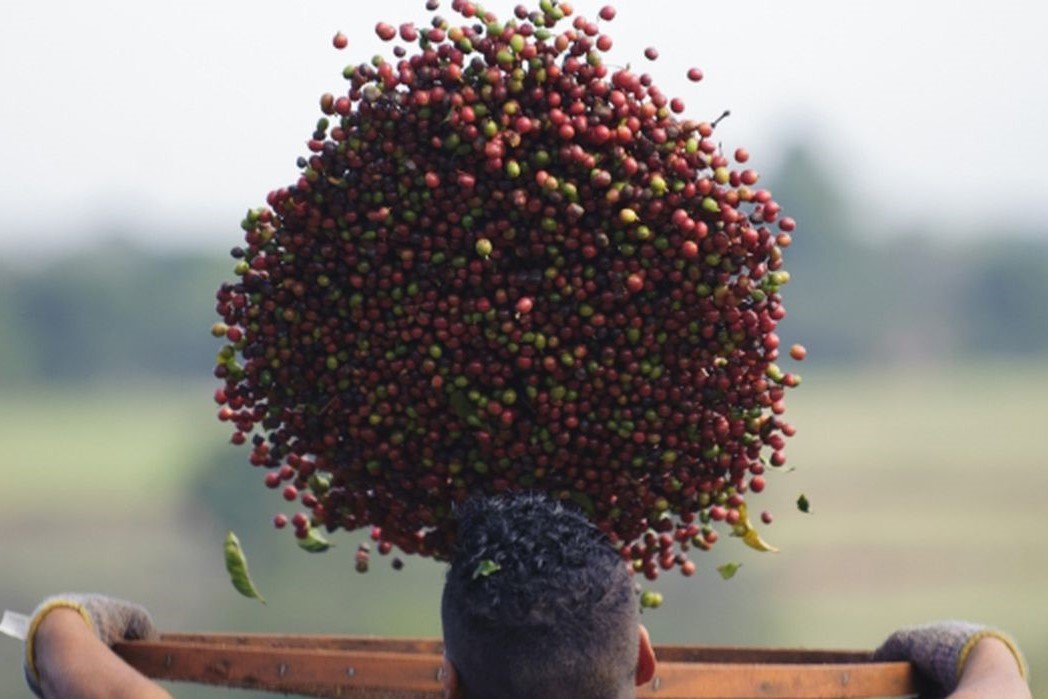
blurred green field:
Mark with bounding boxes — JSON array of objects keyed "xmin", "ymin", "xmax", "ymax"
[
  {"xmin": 0, "ymin": 382, "xmax": 223, "ymax": 516},
  {"xmin": 1, "ymin": 364, "xmax": 1045, "ymax": 697}
]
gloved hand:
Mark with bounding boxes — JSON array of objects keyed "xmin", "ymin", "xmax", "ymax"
[
  {"xmin": 874, "ymin": 621, "xmax": 1027, "ymax": 698},
  {"xmin": 24, "ymin": 593, "xmax": 159, "ymax": 698}
]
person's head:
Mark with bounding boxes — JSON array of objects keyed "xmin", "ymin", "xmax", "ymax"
[{"xmin": 440, "ymin": 493, "xmax": 656, "ymax": 699}]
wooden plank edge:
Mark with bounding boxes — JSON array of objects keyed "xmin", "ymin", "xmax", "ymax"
[
  {"xmin": 639, "ymin": 660, "xmax": 918, "ymax": 698},
  {"xmin": 152, "ymin": 633, "xmax": 877, "ymax": 664},
  {"xmin": 115, "ymin": 642, "xmax": 445, "ymax": 697},
  {"xmin": 115, "ymin": 640, "xmax": 919, "ymax": 698}
]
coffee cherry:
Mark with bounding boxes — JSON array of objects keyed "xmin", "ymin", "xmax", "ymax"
[{"xmin": 214, "ymin": 0, "xmax": 800, "ymax": 582}]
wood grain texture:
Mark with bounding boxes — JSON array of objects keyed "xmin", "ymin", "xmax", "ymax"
[{"xmin": 113, "ymin": 634, "xmax": 919, "ymax": 698}]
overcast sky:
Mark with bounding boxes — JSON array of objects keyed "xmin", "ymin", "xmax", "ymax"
[{"xmin": 1, "ymin": 0, "xmax": 1045, "ymax": 255}]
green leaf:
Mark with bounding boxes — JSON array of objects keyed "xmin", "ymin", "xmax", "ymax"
[
  {"xmin": 449, "ymin": 390, "xmax": 475, "ymax": 422},
  {"xmin": 224, "ymin": 531, "xmax": 266, "ymax": 604},
  {"xmin": 472, "ymin": 559, "xmax": 502, "ymax": 580},
  {"xmin": 569, "ymin": 491, "xmax": 595, "ymax": 517},
  {"xmin": 797, "ymin": 494, "xmax": 812, "ymax": 513},
  {"xmin": 297, "ymin": 528, "xmax": 333, "ymax": 553},
  {"xmin": 717, "ymin": 562, "xmax": 742, "ymax": 580}
]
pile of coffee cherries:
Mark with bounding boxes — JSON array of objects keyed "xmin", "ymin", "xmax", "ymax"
[{"xmin": 212, "ymin": 0, "xmax": 801, "ymax": 579}]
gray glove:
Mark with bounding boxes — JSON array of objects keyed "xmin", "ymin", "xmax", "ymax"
[
  {"xmin": 24, "ymin": 593, "xmax": 159, "ymax": 698},
  {"xmin": 874, "ymin": 621, "xmax": 1027, "ymax": 698}
]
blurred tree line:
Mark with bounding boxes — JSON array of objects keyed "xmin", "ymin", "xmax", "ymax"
[
  {"xmin": 773, "ymin": 145, "xmax": 1048, "ymax": 361},
  {"xmin": 0, "ymin": 243, "xmax": 229, "ymax": 382},
  {"xmin": 1, "ymin": 144, "xmax": 1046, "ymax": 384}
]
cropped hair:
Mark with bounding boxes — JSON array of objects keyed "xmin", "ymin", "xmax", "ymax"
[{"xmin": 441, "ymin": 493, "xmax": 639, "ymax": 699}]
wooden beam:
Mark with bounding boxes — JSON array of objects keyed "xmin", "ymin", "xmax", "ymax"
[{"xmin": 113, "ymin": 634, "xmax": 918, "ymax": 698}]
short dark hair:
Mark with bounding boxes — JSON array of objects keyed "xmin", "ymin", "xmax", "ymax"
[{"xmin": 441, "ymin": 493, "xmax": 639, "ymax": 699}]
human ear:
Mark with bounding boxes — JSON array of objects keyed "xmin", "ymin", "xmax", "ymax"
[
  {"xmin": 441, "ymin": 655, "xmax": 462, "ymax": 698},
  {"xmin": 634, "ymin": 624, "xmax": 657, "ymax": 686}
]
